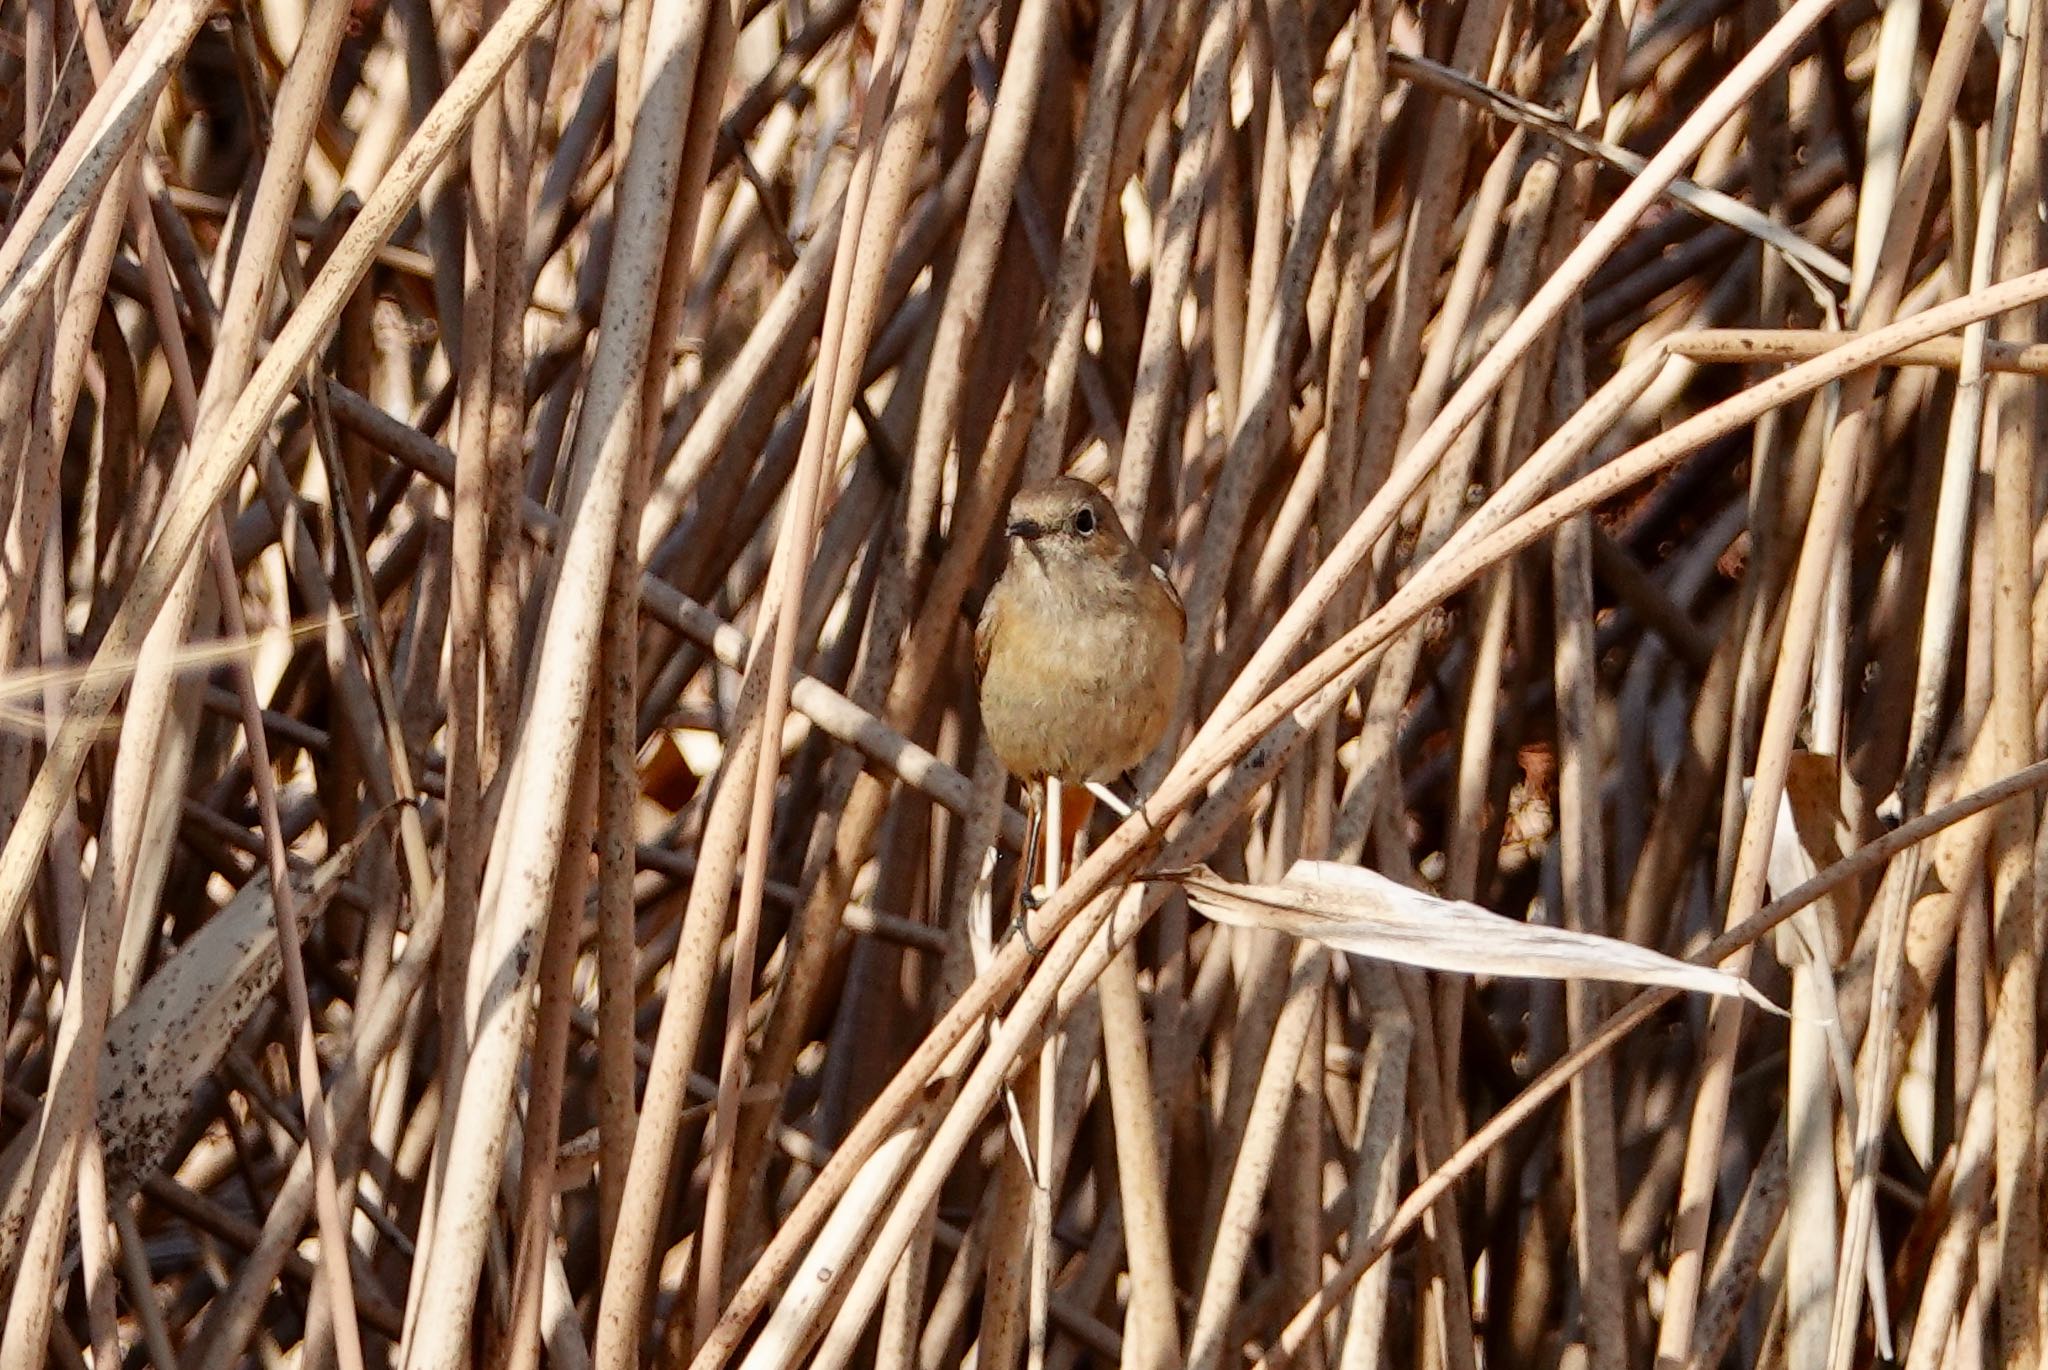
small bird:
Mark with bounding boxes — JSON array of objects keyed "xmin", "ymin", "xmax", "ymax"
[{"xmin": 976, "ymin": 478, "xmax": 1185, "ymax": 903}]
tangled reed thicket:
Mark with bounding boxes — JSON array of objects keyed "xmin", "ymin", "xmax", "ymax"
[{"xmin": 1, "ymin": 0, "xmax": 2046, "ymax": 1365}]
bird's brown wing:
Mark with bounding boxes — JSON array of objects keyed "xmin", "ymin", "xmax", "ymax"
[
  {"xmin": 974, "ymin": 581, "xmax": 1005, "ymax": 681},
  {"xmin": 1151, "ymin": 562, "xmax": 1187, "ymax": 642}
]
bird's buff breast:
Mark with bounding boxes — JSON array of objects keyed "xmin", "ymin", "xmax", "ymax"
[{"xmin": 981, "ymin": 605, "xmax": 1181, "ymax": 785}]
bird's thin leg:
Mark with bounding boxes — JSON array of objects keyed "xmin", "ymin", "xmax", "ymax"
[
  {"xmin": 1010, "ymin": 782, "xmax": 1046, "ymax": 955},
  {"xmin": 1019, "ymin": 783, "xmax": 1044, "ymax": 906}
]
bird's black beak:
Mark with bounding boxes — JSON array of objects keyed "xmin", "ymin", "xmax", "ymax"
[{"xmin": 1006, "ymin": 519, "xmax": 1044, "ymax": 541}]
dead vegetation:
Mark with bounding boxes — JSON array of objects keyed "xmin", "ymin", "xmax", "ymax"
[{"xmin": 1, "ymin": 0, "xmax": 2046, "ymax": 1366}]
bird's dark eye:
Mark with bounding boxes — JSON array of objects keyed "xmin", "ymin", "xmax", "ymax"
[{"xmin": 1073, "ymin": 507, "xmax": 1097, "ymax": 536}]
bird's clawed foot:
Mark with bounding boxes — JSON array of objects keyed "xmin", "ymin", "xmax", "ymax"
[
  {"xmin": 1084, "ymin": 780, "xmax": 1135, "ymax": 820},
  {"xmin": 1088, "ymin": 779, "xmax": 1164, "ymax": 840},
  {"xmin": 1008, "ymin": 906, "xmax": 1046, "ymax": 957}
]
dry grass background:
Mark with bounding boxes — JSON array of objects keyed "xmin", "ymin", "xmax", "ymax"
[{"xmin": 1, "ymin": 0, "xmax": 2046, "ymax": 1365}]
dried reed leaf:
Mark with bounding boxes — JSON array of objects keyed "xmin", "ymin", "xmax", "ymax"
[
  {"xmin": 0, "ymin": 615, "xmax": 346, "ymax": 736},
  {"xmin": 96, "ymin": 843, "xmax": 359, "ymax": 1192},
  {"xmin": 0, "ymin": 841, "xmax": 355, "ymax": 1273},
  {"xmin": 1162, "ymin": 860, "xmax": 1783, "ymax": 1011}
]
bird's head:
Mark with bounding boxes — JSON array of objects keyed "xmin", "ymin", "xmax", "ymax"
[{"xmin": 1003, "ymin": 477, "xmax": 1132, "ymax": 567}]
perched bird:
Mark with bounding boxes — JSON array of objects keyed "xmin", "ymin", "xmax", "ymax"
[{"xmin": 976, "ymin": 478, "xmax": 1185, "ymax": 904}]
